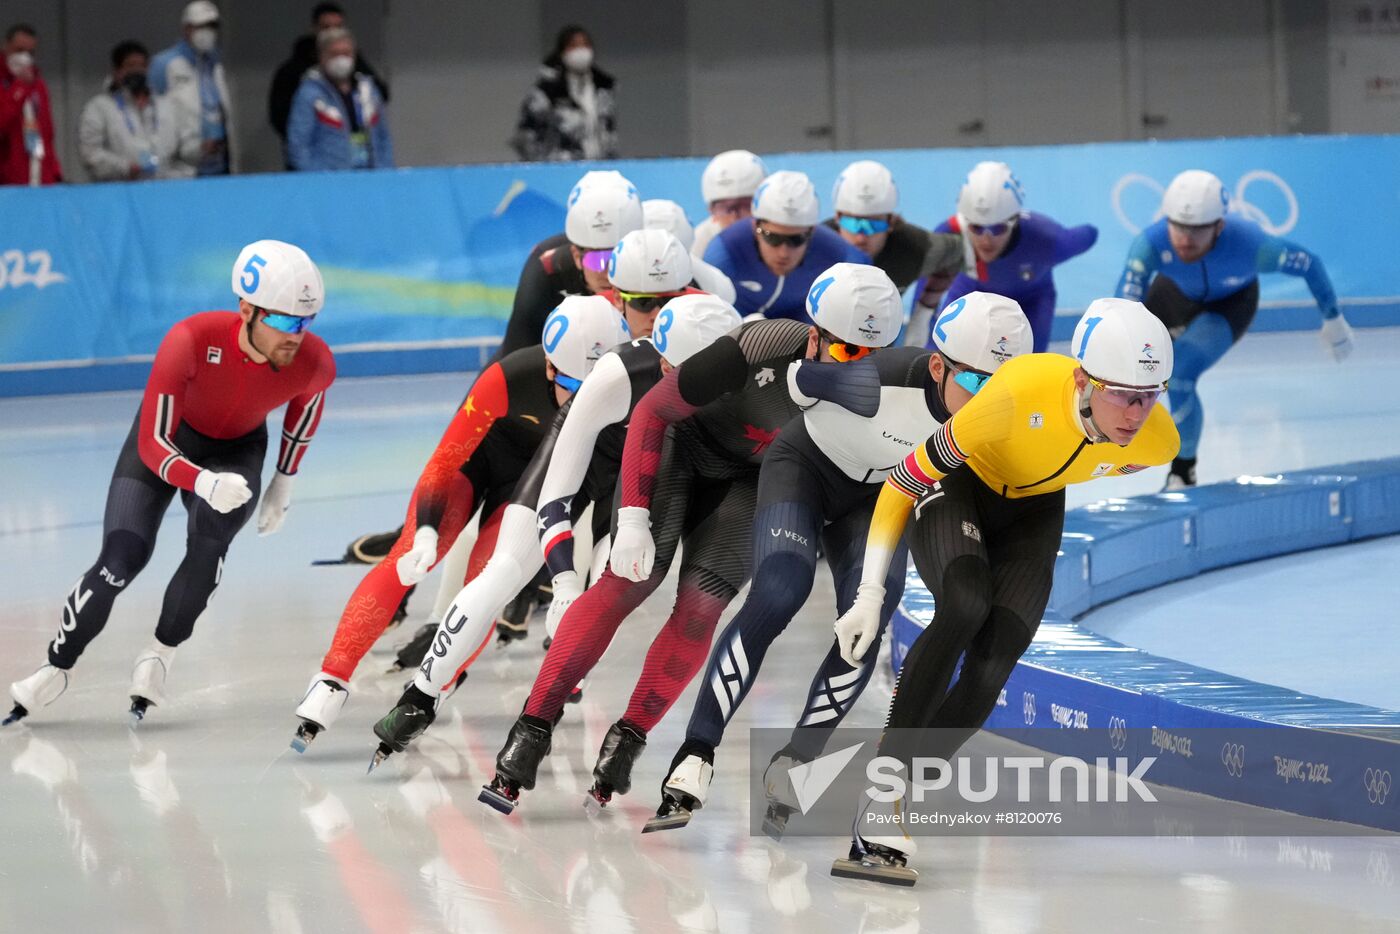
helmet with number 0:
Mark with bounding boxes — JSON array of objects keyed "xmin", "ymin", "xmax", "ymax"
[
  {"xmin": 956, "ymin": 161, "xmax": 1025, "ymax": 227},
  {"xmin": 931, "ymin": 292, "xmax": 1032, "ymax": 373},
  {"xmin": 608, "ymin": 228, "xmax": 692, "ymax": 294},
  {"xmin": 642, "ymin": 199, "xmax": 695, "ymax": 252},
  {"xmin": 232, "ymin": 240, "xmax": 324, "ymax": 316},
  {"xmin": 832, "ymin": 160, "xmax": 898, "ymax": 216},
  {"xmin": 752, "ymin": 170, "xmax": 820, "ymax": 227},
  {"xmin": 1161, "ymin": 169, "xmax": 1228, "ymax": 225},
  {"xmin": 650, "ymin": 293, "xmax": 741, "ymax": 367},
  {"xmin": 542, "ymin": 294, "xmax": 630, "ymax": 385},
  {"xmin": 1072, "ymin": 298, "xmax": 1173, "ymax": 388},
  {"xmin": 701, "ymin": 150, "xmax": 767, "ymax": 204},
  {"xmin": 566, "ymin": 176, "xmax": 644, "ymax": 250},
  {"xmin": 805, "ymin": 262, "xmax": 903, "ymax": 348}
]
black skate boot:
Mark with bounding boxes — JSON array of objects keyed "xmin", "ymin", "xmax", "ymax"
[
  {"xmin": 368, "ymin": 684, "xmax": 438, "ymax": 771},
  {"xmin": 346, "ymin": 527, "xmax": 402, "ymax": 564},
  {"xmin": 388, "ymin": 623, "xmax": 436, "ymax": 672},
  {"xmin": 1164, "ymin": 456, "xmax": 1197, "ymax": 491},
  {"xmin": 495, "ymin": 569, "xmax": 553, "ymax": 644},
  {"xmin": 478, "ymin": 715, "xmax": 553, "ymax": 815},
  {"xmin": 586, "ymin": 719, "xmax": 647, "ymax": 807}
]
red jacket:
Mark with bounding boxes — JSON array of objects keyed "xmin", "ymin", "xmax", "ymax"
[{"xmin": 0, "ymin": 61, "xmax": 62, "ymax": 185}]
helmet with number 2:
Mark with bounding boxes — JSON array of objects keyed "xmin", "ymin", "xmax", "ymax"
[
  {"xmin": 649, "ymin": 293, "xmax": 741, "ymax": 367},
  {"xmin": 931, "ymin": 291, "xmax": 1032, "ymax": 373},
  {"xmin": 232, "ymin": 240, "xmax": 324, "ymax": 316},
  {"xmin": 542, "ymin": 294, "xmax": 631, "ymax": 385}
]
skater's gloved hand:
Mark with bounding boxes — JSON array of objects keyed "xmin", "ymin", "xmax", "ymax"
[
  {"xmin": 609, "ymin": 507, "xmax": 654, "ymax": 582},
  {"xmin": 835, "ymin": 586, "xmax": 884, "ymax": 667},
  {"xmin": 545, "ymin": 570, "xmax": 583, "ymax": 639},
  {"xmin": 1320, "ymin": 314, "xmax": 1353, "ymax": 362},
  {"xmin": 257, "ymin": 471, "xmax": 295, "ymax": 536},
  {"xmin": 396, "ymin": 526, "xmax": 439, "ymax": 585},
  {"xmin": 194, "ymin": 469, "xmax": 253, "ymax": 514}
]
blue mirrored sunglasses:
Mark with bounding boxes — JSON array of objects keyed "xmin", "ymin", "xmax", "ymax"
[
  {"xmin": 260, "ymin": 310, "xmax": 316, "ymax": 334},
  {"xmin": 968, "ymin": 221, "xmax": 1013, "ymax": 237},
  {"xmin": 952, "ymin": 369, "xmax": 991, "ymax": 394},
  {"xmin": 838, "ymin": 215, "xmax": 891, "ymax": 236},
  {"xmin": 554, "ymin": 372, "xmax": 583, "ymax": 393}
]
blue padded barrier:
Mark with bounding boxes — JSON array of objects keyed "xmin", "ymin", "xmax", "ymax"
[{"xmin": 889, "ymin": 458, "xmax": 1400, "ymax": 831}]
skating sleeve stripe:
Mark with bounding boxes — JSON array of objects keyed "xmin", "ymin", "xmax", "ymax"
[
  {"xmin": 927, "ymin": 423, "xmax": 967, "ymax": 474},
  {"xmin": 542, "ymin": 529, "xmax": 572, "ymax": 558},
  {"xmin": 1115, "ymin": 463, "xmax": 1146, "ymax": 476},
  {"xmin": 278, "ymin": 390, "xmax": 324, "ymax": 474},
  {"xmin": 153, "ymin": 393, "xmax": 197, "ymax": 485}
]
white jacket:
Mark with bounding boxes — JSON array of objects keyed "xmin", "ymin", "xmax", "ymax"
[
  {"xmin": 78, "ymin": 87, "xmax": 199, "ymax": 181},
  {"xmin": 150, "ymin": 40, "xmax": 236, "ymax": 173}
]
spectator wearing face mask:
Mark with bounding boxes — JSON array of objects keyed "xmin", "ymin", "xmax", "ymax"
[
  {"xmin": 0, "ymin": 22, "xmax": 63, "ymax": 185},
  {"xmin": 512, "ymin": 25, "xmax": 617, "ymax": 162},
  {"xmin": 287, "ymin": 27, "xmax": 392, "ymax": 172},
  {"xmin": 79, "ymin": 41, "xmax": 201, "ymax": 182},
  {"xmin": 150, "ymin": 1, "xmax": 234, "ymax": 176},
  {"xmin": 268, "ymin": 2, "xmax": 388, "ymax": 167}
]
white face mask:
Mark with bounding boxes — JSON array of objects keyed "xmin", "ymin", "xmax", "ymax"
[
  {"xmin": 561, "ymin": 46, "xmax": 593, "ymax": 73},
  {"xmin": 190, "ymin": 26, "xmax": 218, "ymax": 53},
  {"xmin": 6, "ymin": 51, "xmax": 34, "ymax": 74},
  {"xmin": 324, "ymin": 54, "xmax": 354, "ymax": 81}
]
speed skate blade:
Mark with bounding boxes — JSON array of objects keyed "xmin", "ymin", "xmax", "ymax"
[
  {"xmin": 367, "ymin": 744, "xmax": 393, "ymax": 774},
  {"xmin": 761, "ymin": 807, "xmax": 789, "ymax": 841},
  {"xmin": 290, "ymin": 722, "xmax": 320, "ymax": 755},
  {"xmin": 830, "ymin": 856, "xmax": 918, "ymax": 887},
  {"xmin": 2, "ymin": 705, "xmax": 27, "ymax": 726},
  {"xmin": 641, "ymin": 808, "xmax": 692, "ymax": 834},
  {"xmin": 128, "ymin": 697, "xmax": 150, "ymax": 728},
  {"xmin": 478, "ymin": 784, "xmax": 519, "ymax": 815}
]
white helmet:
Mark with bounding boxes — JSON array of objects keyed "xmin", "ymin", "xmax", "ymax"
[
  {"xmin": 805, "ymin": 263, "xmax": 903, "ymax": 348},
  {"xmin": 542, "ymin": 294, "xmax": 630, "ymax": 383},
  {"xmin": 1162, "ymin": 169, "xmax": 1228, "ymax": 225},
  {"xmin": 752, "ymin": 171, "xmax": 820, "ymax": 227},
  {"xmin": 608, "ymin": 229, "xmax": 692, "ymax": 294},
  {"xmin": 642, "ymin": 199, "xmax": 695, "ymax": 253},
  {"xmin": 232, "ymin": 240, "xmax": 324, "ymax": 316},
  {"xmin": 832, "ymin": 160, "xmax": 898, "ymax": 216},
  {"xmin": 956, "ymin": 161, "xmax": 1025, "ymax": 227},
  {"xmin": 570, "ymin": 169, "xmax": 633, "ymax": 198},
  {"xmin": 701, "ymin": 149, "xmax": 767, "ymax": 204},
  {"xmin": 1072, "ymin": 298, "xmax": 1173, "ymax": 388},
  {"xmin": 566, "ymin": 180, "xmax": 644, "ymax": 250},
  {"xmin": 930, "ymin": 292, "xmax": 1032, "ymax": 372},
  {"xmin": 650, "ymin": 293, "xmax": 742, "ymax": 367}
]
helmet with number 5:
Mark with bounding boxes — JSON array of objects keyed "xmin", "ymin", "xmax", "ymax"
[
  {"xmin": 805, "ymin": 262, "xmax": 903, "ymax": 348},
  {"xmin": 1071, "ymin": 298, "xmax": 1173, "ymax": 389},
  {"xmin": 650, "ymin": 293, "xmax": 741, "ymax": 367},
  {"xmin": 931, "ymin": 291, "xmax": 1032, "ymax": 373},
  {"xmin": 232, "ymin": 240, "xmax": 324, "ymax": 316},
  {"xmin": 542, "ymin": 294, "xmax": 631, "ymax": 387}
]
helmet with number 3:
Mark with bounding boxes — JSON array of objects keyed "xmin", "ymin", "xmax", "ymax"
[
  {"xmin": 649, "ymin": 293, "xmax": 741, "ymax": 367},
  {"xmin": 542, "ymin": 294, "xmax": 631, "ymax": 385},
  {"xmin": 232, "ymin": 240, "xmax": 324, "ymax": 317}
]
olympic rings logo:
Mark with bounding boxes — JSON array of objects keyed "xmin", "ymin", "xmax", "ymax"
[
  {"xmin": 1364, "ymin": 767, "xmax": 1393, "ymax": 805},
  {"xmin": 1022, "ymin": 692, "xmax": 1036, "ymax": 725},
  {"xmin": 1221, "ymin": 742, "xmax": 1246, "ymax": 778},
  {"xmin": 1108, "ymin": 715, "xmax": 1128, "ymax": 751},
  {"xmin": 1111, "ymin": 170, "xmax": 1299, "ymax": 236}
]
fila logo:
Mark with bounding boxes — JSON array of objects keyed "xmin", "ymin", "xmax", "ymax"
[{"xmin": 207, "ymin": 347, "xmax": 222, "ymax": 364}]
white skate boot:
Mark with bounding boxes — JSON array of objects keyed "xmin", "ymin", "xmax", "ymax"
[
  {"xmin": 291, "ymin": 674, "xmax": 349, "ymax": 753},
  {"xmin": 643, "ymin": 754, "xmax": 714, "ymax": 833},
  {"xmin": 129, "ymin": 642, "xmax": 177, "ymax": 724},
  {"xmin": 5, "ymin": 664, "xmax": 71, "ymax": 725},
  {"xmin": 761, "ymin": 746, "xmax": 808, "ymax": 840},
  {"xmin": 831, "ymin": 792, "xmax": 919, "ymax": 886}
]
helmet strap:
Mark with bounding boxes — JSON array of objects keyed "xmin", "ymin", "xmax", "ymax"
[{"xmin": 1077, "ymin": 384, "xmax": 1111, "ymax": 444}]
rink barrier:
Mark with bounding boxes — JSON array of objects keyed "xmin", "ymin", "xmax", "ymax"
[
  {"xmin": 889, "ymin": 457, "xmax": 1400, "ymax": 831},
  {"xmin": 4, "ymin": 133, "xmax": 1400, "ymax": 396}
]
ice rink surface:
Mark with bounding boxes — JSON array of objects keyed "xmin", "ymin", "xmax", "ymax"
[{"xmin": 2, "ymin": 328, "xmax": 1399, "ymax": 933}]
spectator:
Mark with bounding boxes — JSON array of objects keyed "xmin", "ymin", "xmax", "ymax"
[
  {"xmin": 287, "ymin": 28, "xmax": 393, "ymax": 172},
  {"xmin": 79, "ymin": 41, "xmax": 200, "ymax": 182},
  {"xmin": 268, "ymin": 2, "xmax": 388, "ymax": 166},
  {"xmin": 512, "ymin": 25, "xmax": 617, "ymax": 162},
  {"xmin": 0, "ymin": 23, "xmax": 62, "ymax": 185},
  {"xmin": 151, "ymin": 1, "xmax": 234, "ymax": 176}
]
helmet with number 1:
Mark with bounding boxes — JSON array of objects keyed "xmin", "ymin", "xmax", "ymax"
[
  {"xmin": 1161, "ymin": 169, "xmax": 1228, "ymax": 225},
  {"xmin": 650, "ymin": 293, "xmax": 742, "ymax": 367},
  {"xmin": 805, "ymin": 263, "xmax": 903, "ymax": 349},
  {"xmin": 956, "ymin": 161, "xmax": 1025, "ymax": 227},
  {"xmin": 542, "ymin": 295, "xmax": 631, "ymax": 385},
  {"xmin": 232, "ymin": 240, "xmax": 324, "ymax": 316},
  {"xmin": 832, "ymin": 160, "xmax": 898, "ymax": 216},
  {"xmin": 1072, "ymin": 298, "xmax": 1173, "ymax": 389},
  {"xmin": 609, "ymin": 228, "xmax": 692, "ymax": 293},
  {"xmin": 701, "ymin": 150, "xmax": 767, "ymax": 204},
  {"xmin": 931, "ymin": 292, "xmax": 1032, "ymax": 373},
  {"xmin": 566, "ymin": 176, "xmax": 644, "ymax": 250}
]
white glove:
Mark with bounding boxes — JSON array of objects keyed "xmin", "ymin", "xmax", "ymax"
[
  {"xmin": 1320, "ymin": 314, "xmax": 1353, "ymax": 362},
  {"xmin": 609, "ymin": 507, "xmax": 655, "ymax": 582},
  {"xmin": 545, "ymin": 570, "xmax": 583, "ymax": 639},
  {"xmin": 257, "ymin": 471, "xmax": 295, "ymax": 536},
  {"xmin": 786, "ymin": 359, "xmax": 818, "ymax": 407},
  {"xmin": 194, "ymin": 469, "xmax": 253, "ymax": 515},
  {"xmin": 835, "ymin": 587, "xmax": 884, "ymax": 667},
  {"xmin": 396, "ymin": 526, "xmax": 439, "ymax": 585}
]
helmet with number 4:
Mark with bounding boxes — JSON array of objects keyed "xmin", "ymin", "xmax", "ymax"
[
  {"xmin": 232, "ymin": 240, "xmax": 324, "ymax": 316},
  {"xmin": 931, "ymin": 291, "xmax": 1032, "ymax": 373},
  {"xmin": 805, "ymin": 262, "xmax": 903, "ymax": 348},
  {"xmin": 650, "ymin": 293, "xmax": 741, "ymax": 367},
  {"xmin": 542, "ymin": 294, "xmax": 631, "ymax": 387}
]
